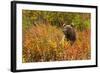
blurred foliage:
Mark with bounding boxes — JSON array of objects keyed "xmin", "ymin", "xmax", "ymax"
[{"xmin": 22, "ymin": 10, "xmax": 91, "ymax": 31}]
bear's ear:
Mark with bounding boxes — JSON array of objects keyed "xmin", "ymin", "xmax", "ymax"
[
  {"xmin": 63, "ymin": 23, "xmax": 66, "ymax": 27},
  {"xmin": 71, "ymin": 22, "xmax": 75, "ymax": 27}
]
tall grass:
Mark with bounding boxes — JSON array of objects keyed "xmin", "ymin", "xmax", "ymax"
[{"xmin": 22, "ymin": 24, "xmax": 91, "ymax": 63}]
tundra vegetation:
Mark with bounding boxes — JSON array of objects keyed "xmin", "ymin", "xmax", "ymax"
[{"xmin": 22, "ymin": 10, "xmax": 91, "ymax": 63}]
